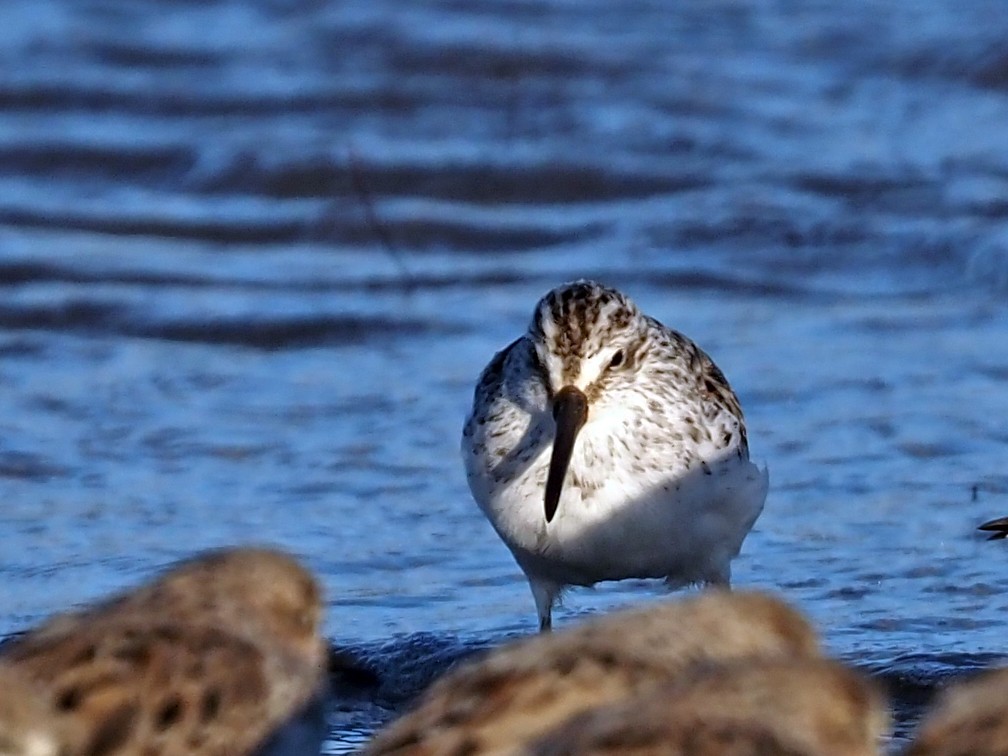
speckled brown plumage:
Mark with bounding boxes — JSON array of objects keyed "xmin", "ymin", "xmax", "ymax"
[
  {"xmin": 463, "ymin": 280, "xmax": 769, "ymax": 630},
  {"xmin": 529, "ymin": 658, "xmax": 888, "ymax": 756},
  {"xmin": 0, "ymin": 548, "xmax": 328, "ymax": 756},
  {"xmin": 0, "ymin": 662, "xmax": 69, "ymax": 756},
  {"xmin": 364, "ymin": 591, "xmax": 820, "ymax": 755},
  {"xmin": 907, "ymin": 666, "xmax": 1008, "ymax": 756}
]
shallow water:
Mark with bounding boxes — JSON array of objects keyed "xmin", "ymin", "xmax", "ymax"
[{"xmin": 3, "ymin": 0, "xmax": 1008, "ymax": 750}]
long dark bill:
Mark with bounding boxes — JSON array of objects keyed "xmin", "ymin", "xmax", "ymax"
[{"xmin": 544, "ymin": 385, "xmax": 588, "ymax": 523}]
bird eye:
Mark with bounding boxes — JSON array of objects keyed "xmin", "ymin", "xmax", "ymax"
[{"xmin": 609, "ymin": 350, "xmax": 624, "ymax": 368}]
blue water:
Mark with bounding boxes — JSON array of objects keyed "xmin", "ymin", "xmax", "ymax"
[{"xmin": 3, "ymin": 0, "xmax": 1008, "ymax": 750}]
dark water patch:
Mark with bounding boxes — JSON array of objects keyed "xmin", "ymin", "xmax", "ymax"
[
  {"xmin": 661, "ymin": 214, "xmax": 871, "ymax": 251},
  {"xmin": 202, "ymin": 155, "xmax": 705, "ymax": 204},
  {"xmin": 897, "ymin": 441, "xmax": 962, "ymax": 460},
  {"xmin": 643, "ymin": 269, "xmax": 836, "ymax": 302},
  {"xmin": 860, "ymin": 652, "xmax": 1005, "ymax": 740},
  {"xmin": 90, "ymin": 41, "xmax": 224, "ymax": 70},
  {"xmin": 0, "ymin": 143, "xmax": 196, "ymax": 185},
  {"xmin": 312, "ymin": 89, "xmax": 449, "ymax": 116},
  {"xmin": 973, "ymin": 46, "xmax": 1008, "ymax": 89},
  {"xmin": 134, "ymin": 315, "xmax": 465, "ymax": 350},
  {"xmin": 318, "ymin": 12, "xmax": 645, "ymax": 78},
  {"xmin": 857, "ymin": 616, "xmax": 1001, "ymax": 633},
  {"xmin": 381, "ymin": 40, "xmax": 641, "ymax": 82},
  {"xmin": 26, "ymin": 395, "xmax": 91, "ymax": 421},
  {"xmin": 652, "ymin": 95, "xmax": 744, "ymax": 123},
  {"xmin": 346, "ymin": 633, "xmax": 494, "ymax": 707},
  {"xmin": 778, "ymin": 578, "xmax": 829, "ymax": 590},
  {"xmin": 762, "ymin": 244, "xmax": 965, "ymax": 284},
  {"xmin": 0, "ymin": 260, "xmax": 526, "ymax": 293},
  {"xmin": 966, "ymin": 245, "xmax": 1008, "ymax": 292},
  {"xmin": 825, "ymin": 586, "xmax": 874, "ymax": 600},
  {"xmin": 830, "ymin": 377, "xmax": 892, "ymax": 393},
  {"xmin": 354, "ymin": 269, "xmax": 526, "ymax": 292},
  {"xmin": 922, "ymin": 581, "xmax": 1004, "ymax": 597},
  {"xmin": 0, "ymin": 261, "xmax": 204, "ymax": 288},
  {"xmin": 0, "ymin": 206, "xmax": 308, "ymax": 244},
  {"xmin": 0, "ymin": 300, "xmax": 122, "ymax": 332},
  {"xmin": 0, "ymin": 207, "xmax": 590, "ymax": 251},
  {"xmin": 966, "ymin": 198, "xmax": 1008, "ymax": 218},
  {"xmin": 792, "ymin": 172, "xmax": 942, "ymax": 212},
  {"xmin": 321, "ymin": 632, "xmax": 551, "ymax": 746},
  {"xmin": 140, "ymin": 429, "xmax": 281, "ymax": 464},
  {"xmin": 0, "ymin": 338, "xmax": 45, "ymax": 358},
  {"xmin": 329, "ymin": 645, "xmax": 382, "ymax": 694},
  {"xmin": 0, "ymin": 451, "xmax": 70, "ymax": 481},
  {"xmin": 850, "ymin": 309, "xmax": 986, "ymax": 333},
  {"xmin": 884, "ymin": 40, "xmax": 1008, "ymax": 92},
  {"xmin": 0, "ymin": 82, "xmax": 436, "ymax": 118},
  {"xmin": 0, "ymin": 300, "xmax": 462, "ymax": 349},
  {"xmin": 315, "ymin": 215, "xmax": 599, "ymax": 252}
]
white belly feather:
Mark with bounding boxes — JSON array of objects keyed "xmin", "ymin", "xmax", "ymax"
[{"xmin": 465, "ymin": 408, "xmax": 768, "ymax": 588}]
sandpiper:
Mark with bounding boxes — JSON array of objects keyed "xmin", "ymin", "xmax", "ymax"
[
  {"xmin": 978, "ymin": 516, "xmax": 1008, "ymax": 540},
  {"xmin": 462, "ymin": 280, "xmax": 768, "ymax": 630},
  {"xmin": 364, "ymin": 591, "xmax": 819, "ymax": 754},
  {"xmin": 907, "ymin": 666, "xmax": 1008, "ymax": 755},
  {"xmin": 530, "ymin": 658, "xmax": 888, "ymax": 756},
  {"xmin": 1, "ymin": 547, "xmax": 329, "ymax": 756},
  {"xmin": 0, "ymin": 663, "xmax": 66, "ymax": 756}
]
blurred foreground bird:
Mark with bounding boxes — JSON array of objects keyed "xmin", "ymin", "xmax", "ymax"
[
  {"xmin": 365, "ymin": 591, "xmax": 818, "ymax": 755},
  {"xmin": 0, "ymin": 662, "xmax": 69, "ymax": 756},
  {"xmin": 529, "ymin": 657, "xmax": 888, "ymax": 756},
  {"xmin": 0, "ymin": 547, "xmax": 329, "ymax": 756},
  {"xmin": 907, "ymin": 666, "xmax": 1008, "ymax": 756}
]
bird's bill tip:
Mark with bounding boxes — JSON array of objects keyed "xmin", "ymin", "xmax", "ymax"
[
  {"xmin": 544, "ymin": 386, "xmax": 588, "ymax": 522},
  {"xmin": 978, "ymin": 516, "xmax": 1008, "ymax": 538}
]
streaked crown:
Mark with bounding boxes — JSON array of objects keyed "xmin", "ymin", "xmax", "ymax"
[{"xmin": 528, "ymin": 280, "xmax": 644, "ymax": 393}]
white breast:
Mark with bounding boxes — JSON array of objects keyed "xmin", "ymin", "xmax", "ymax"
[{"xmin": 467, "ymin": 404, "xmax": 767, "ymax": 588}]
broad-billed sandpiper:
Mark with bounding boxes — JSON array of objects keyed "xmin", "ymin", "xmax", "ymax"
[
  {"xmin": 365, "ymin": 591, "xmax": 819, "ymax": 754},
  {"xmin": 1, "ymin": 547, "xmax": 328, "ymax": 756},
  {"xmin": 462, "ymin": 280, "xmax": 768, "ymax": 630}
]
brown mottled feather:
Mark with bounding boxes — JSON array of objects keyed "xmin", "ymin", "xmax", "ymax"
[
  {"xmin": 365, "ymin": 591, "xmax": 819, "ymax": 755},
  {"xmin": 1, "ymin": 548, "xmax": 327, "ymax": 756},
  {"xmin": 907, "ymin": 666, "xmax": 1008, "ymax": 756},
  {"xmin": 463, "ymin": 280, "xmax": 767, "ymax": 630},
  {"xmin": 0, "ymin": 662, "xmax": 68, "ymax": 756},
  {"xmin": 530, "ymin": 658, "xmax": 888, "ymax": 756}
]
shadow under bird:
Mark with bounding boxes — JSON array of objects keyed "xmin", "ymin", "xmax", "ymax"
[
  {"xmin": 0, "ymin": 547, "xmax": 329, "ymax": 756},
  {"xmin": 529, "ymin": 657, "xmax": 888, "ymax": 756},
  {"xmin": 364, "ymin": 591, "xmax": 819, "ymax": 755},
  {"xmin": 462, "ymin": 280, "xmax": 768, "ymax": 630}
]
